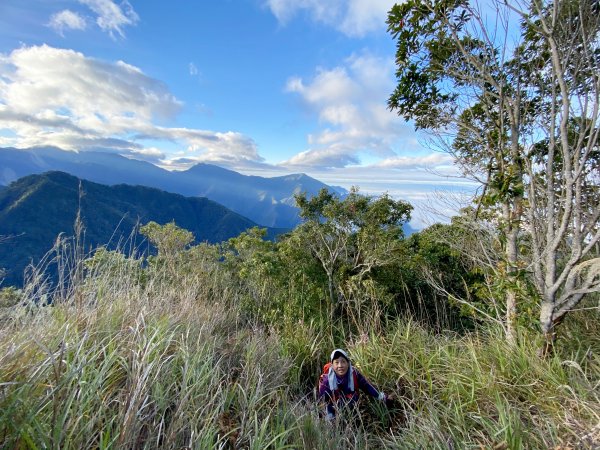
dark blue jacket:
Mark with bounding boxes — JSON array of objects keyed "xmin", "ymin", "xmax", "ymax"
[{"xmin": 318, "ymin": 367, "xmax": 379, "ymax": 417}]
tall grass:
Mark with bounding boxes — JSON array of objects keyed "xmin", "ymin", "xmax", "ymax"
[
  {"xmin": 352, "ymin": 321, "xmax": 599, "ymax": 448},
  {"xmin": 0, "ymin": 243, "xmax": 598, "ymax": 449}
]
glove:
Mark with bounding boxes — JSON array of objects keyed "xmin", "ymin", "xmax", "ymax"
[{"xmin": 378, "ymin": 391, "xmax": 386, "ymax": 401}]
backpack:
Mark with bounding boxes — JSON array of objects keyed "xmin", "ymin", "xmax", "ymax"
[{"xmin": 319, "ymin": 362, "xmax": 359, "ymax": 401}]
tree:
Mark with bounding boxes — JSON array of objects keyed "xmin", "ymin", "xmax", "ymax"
[
  {"xmin": 139, "ymin": 221, "xmax": 195, "ymax": 278},
  {"xmin": 387, "ymin": 0, "xmax": 600, "ymax": 347},
  {"xmin": 224, "ymin": 227, "xmax": 284, "ymax": 321},
  {"xmin": 140, "ymin": 221, "xmax": 195, "ymax": 258},
  {"xmin": 293, "ymin": 188, "xmax": 412, "ymax": 318},
  {"xmin": 521, "ymin": 0, "xmax": 600, "ymax": 346}
]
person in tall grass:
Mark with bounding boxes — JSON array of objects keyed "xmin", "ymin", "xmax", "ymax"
[{"xmin": 318, "ymin": 348, "xmax": 386, "ymax": 420}]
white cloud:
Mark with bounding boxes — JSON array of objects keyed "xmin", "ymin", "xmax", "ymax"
[
  {"xmin": 77, "ymin": 0, "xmax": 139, "ymax": 38},
  {"xmin": 286, "ymin": 67, "xmax": 357, "ymax": 104},
  {"xmin": 189, "ymin": 62, "xmax": 199, "ymax": 76},
  {"xmin": 282, "ymin": 52, "xmax": 416, "ymax": 169},
  {"xmin": 339, "ymin": 0, "xmax": 397, "ymax": 36},
  {"xmin": 282, "ymin": 145, "xmax": 360, "ymax": 168},
  {"xmin": 142, "ymin": 127, "xmax": 265, "ymax": 167},
  {"xmin": 373, "ymin": 153, "xmax": 455, "ymax": 169},
  {"xmin": 0, "ymin": 45, "xmax": 266, "ymax": 170},
  {"xmin": 267, "ymin": 0, "xmax": 338, "ymax": 25},
  {"xmin": 1, "ymin": 45, "xmax": 181, "ymax": 130},
  {"xmin": 301, "ymin": 165, "xmax": 477, "ymax": 229},
  {"xmin": 128, "ymin": 146, "xmax": 166, "ymax": 163},
  {"xmin": 265, "ymin": 0, "xmax": 396, "ymax": 37},
  {"xmin": 48, "ymin": 10, "xmax": 87, "ymax": 36}
]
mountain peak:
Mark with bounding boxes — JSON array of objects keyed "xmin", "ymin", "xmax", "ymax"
[
  {"xmin": 184, "ymin": 163, "xmax": 238, "ymax": 176},
  {"xmin": 0, "ymin": 146, "xmax": 347, "ymax": 228},
  {"xmin": 282, "ymin": 173, "xmax": 309, "ymax": 181}
]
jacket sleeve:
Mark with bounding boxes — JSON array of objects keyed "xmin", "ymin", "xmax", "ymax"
[
  {"xmin": 318, "ymin": 374, "xmax": 336, "ymax": 417},
  {"xmin": 355, "ymin": 369, "xmax": 380, "ymax": 398},
  {"xmin": 318, "ymin": 374, "xmax": 330, "ymax": 399}
]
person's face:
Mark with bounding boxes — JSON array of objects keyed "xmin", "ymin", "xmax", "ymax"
[{"xmin": 332, "ymin": 357, "xmax": 349, "ymax": 377}]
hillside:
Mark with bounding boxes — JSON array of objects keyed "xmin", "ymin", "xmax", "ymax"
[
  {"xmin": 0, "ymin": 218, "xmax": 597, "ymax": 449},
  {"xmin": 0, "ymin": 147, "xmax": 346, "ymax": 228},
  {"xmin": 0, "ymin": 171, "xmax": 277, "ymax": 286}
]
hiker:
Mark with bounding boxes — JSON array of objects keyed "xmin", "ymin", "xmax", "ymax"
[{"xmin": 318, "ymin": 348, "xmax": 386, "ymax": 420}]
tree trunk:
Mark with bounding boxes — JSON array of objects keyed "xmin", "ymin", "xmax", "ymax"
[
  {"xmin": 539, "ymin": 299, "xmax": 563, "ymax": 356},
  {"xmin": 505, "ymin": 289, "xmax": 517, "ymax": 345},
  {"xmin": 504, "ymin": 200, "xmax": 521, "ymax": 345},
  {"xmin": 327, "ymin": 274, "xmax": 338, "ymax": 319}
]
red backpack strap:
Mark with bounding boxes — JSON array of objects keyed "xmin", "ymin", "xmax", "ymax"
[
  {"xmin": 319, "ymin": 363, "xmax": 331, "ymax": 382},
  {"xmin": 318, "ymin": 362, "xmax": 332, "ymax": 391}
]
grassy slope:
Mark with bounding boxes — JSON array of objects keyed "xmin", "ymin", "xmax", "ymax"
[{"xmin": 0, "ymin": 252, "xmax": 598, "ymax": 449}]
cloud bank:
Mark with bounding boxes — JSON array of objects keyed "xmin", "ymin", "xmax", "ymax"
[
  {"xmin": 265, "ymin": 0, "xmax": 397, "ymax": 37},
  {"xmin": 0, "ymin": 45, "xmax": 265, "ymax": 169},
  {"xmin": 281, "ymin": 53, "xmax": 423, "ymax": 169}
]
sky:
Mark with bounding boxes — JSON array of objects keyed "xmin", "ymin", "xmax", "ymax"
[{"xmin": 0, "ymin": 0, "xmax": 478, "ymax": 228}]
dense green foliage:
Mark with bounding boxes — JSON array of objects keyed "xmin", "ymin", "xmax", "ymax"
[{"xmin": 214, "ymin": 190, "xmax": 477, "ymax": 334}]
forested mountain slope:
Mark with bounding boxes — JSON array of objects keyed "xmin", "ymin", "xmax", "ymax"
[{"xmin": 0, "ymin": 171, "xmax": 277, "ymax": 285}]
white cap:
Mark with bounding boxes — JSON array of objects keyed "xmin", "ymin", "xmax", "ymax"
[{"xmin": 330, "ymin": 348, "xmax": 350, "ymax": 362}]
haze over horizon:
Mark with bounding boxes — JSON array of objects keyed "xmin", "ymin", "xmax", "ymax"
[{"xmin": 0, "ymin": 0, "xmax": 478, "ymax": 228}]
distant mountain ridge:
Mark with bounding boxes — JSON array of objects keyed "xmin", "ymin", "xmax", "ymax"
[
  {"xmin": 0, "ymin": 171, "xmax": 279, "ymax": 286},
  {"xmin": 0, "ymin": 146, "xmax": 346, "ymax": 228}
]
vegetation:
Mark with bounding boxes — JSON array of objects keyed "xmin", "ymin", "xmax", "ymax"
[
  {"xmin": 0, "ymin": 171, "xmax": 274, "ymax": 286},
  {"xmin": 0, "ymin": 199, "xmax": 598, "ymax": 448},
  {"xmin": 0, "ymin": 0, "xmax": 598, "ymax": 447},
  {"xmin": 387, "ymin": 0, "xmax": 600, "ymax": 347}
]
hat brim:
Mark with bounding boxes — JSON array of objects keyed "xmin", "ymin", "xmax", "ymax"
[{"xmin": 330, "ymin": 348, "xmax": 350, "ymax": 362}]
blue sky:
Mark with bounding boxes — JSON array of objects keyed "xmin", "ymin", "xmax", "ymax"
[{"xmin": 0, "ymin": 0, "xmax": 477, "ymax": 227}]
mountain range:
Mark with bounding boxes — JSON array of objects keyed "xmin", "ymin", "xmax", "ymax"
[
  {"xmin": 0, "ymin": 147, "xmax": 346, "ymax": 228},
  {"xmin": 0, "ymin": 171, "xmax": 280, "ymax": 286}
]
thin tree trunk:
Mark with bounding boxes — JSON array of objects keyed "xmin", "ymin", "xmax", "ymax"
[
  {"xmin": 539, "ymin": 297, "xmax": 568, "ymax": 356},
  {"xmin": 503, "ymin": 189, "xmax": 521, "ymax": 344},
  {"xmin": 505, "ymin": 289, "xmax": 517, "ymax": 344},
  {"xmin": 327, "ymin": 274, "xmax": 338, "ymax": 319},
  {"xmin": 505, "ymin": 226, "xmax": 520, "ymax": 344}
]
